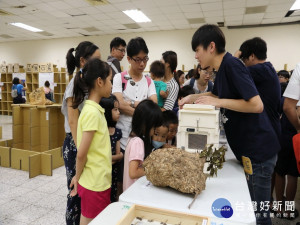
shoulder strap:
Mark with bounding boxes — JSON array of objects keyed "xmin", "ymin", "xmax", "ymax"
[
  {"xmin": 189, "ymin": 78, "xmax": 195, "ymax": 88},
  {"xmin": 107, "ymin": 60, "xmax": 119, "ymax": 75},
  {"xmin": 145, "ymin": 75, "xmax": 151, "ymax": 87},
  {"xmin": 121, "ymin": 71, "xmax": 128, "ymax": 91},
  {"xmin": 207, "ymin": 80, "xmax": 213, "ymax": 92}
]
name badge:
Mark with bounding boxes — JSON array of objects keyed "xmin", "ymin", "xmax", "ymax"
[{"xmin": 242, "ymin": 156, "xmax": 253, "ymax": 175}]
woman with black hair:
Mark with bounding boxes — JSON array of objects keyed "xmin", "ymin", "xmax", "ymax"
[
  {"xmin": 161, "ymin": 51, "xmax": 180, "ymax": 111},
  {"xmin": 61, "ymin": 41, "xmax": 100, "ymax": 225},
  {"xmin": 12, "ymin": 77, "xmax": 27, "ymax": 104},
  {"xmin": 183, "ymin": 64, "xmax": 214, "ymax": 94}
]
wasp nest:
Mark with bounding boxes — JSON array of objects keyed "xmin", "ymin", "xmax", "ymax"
[
  {"xmin": 143, "ymin": 148, "xmax": 207, "ymax": 195},
  {"xmin": 29, "ymin": 87, "xmax": 53, "ymax": 105}
]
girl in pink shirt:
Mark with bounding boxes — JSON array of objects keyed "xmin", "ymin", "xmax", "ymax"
[{"xmin": 123, "ymin": 99, "xmax": 163, "ymax": 191}]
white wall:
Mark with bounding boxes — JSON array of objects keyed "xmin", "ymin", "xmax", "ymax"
[{"xmin": 0, "ymin": 23, "xmax": 299, "ymax": 72}]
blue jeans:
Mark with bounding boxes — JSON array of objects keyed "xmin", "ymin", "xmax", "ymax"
[{"xmin": 246, "ymin": 154, "xmax": 277, "ymax": 225}]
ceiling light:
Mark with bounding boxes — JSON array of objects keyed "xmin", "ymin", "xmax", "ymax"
[
  {"xmin": 290, "ymin": 0, "xmax": 300, "ymax": 10},
  {"xmin": 10, "ymin": 23, "xmax": 43, "ymax": 32},
  {"xmin": 122, "ymin": 10, "xmax": 151, "ymax": 23}
]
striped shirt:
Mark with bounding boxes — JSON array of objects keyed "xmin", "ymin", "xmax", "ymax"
[{"xmin": 163, "ymin": 77, "xmax": 179, "ymax": 110}]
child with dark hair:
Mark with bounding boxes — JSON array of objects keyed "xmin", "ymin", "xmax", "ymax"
[
  {"xmin": 100, "ymin": 95, "xmax": 123, "ymax": 202},
  {"xmin": 44, "ymin": 80, "xmax": 54, "ymax": 101},
  {"xmin": 277, "ymin": 70, "xmax": 290, "ymax": 83},
  {"xmin": 112, "ymin": 36, "xmax": 157, "ymax": 156},
  {"xmin": 152, "ymin": 124, "xmax": 169, "ymax": 150},
  {"xmin": 172, "ymin": 85, "xmax": 195, "ymax": 116},
  {"xmin": 62, "ymin": 41, "xmax": 100, "ymax": 225},
  {"xmin": 162, "ymin": 110, "xmax": 178, "ymax": 148},
  {"xmin": 150, "ymin": 60, "xmax": 167, "ymax": 108},
  {"xmin": 112, "ymin": 37, "xmax": 157, "ymax": 194},
  {"xmin": 178, "ymin": 85, "xmax": 195, "ymax": 99},
  {"xmin": 108, "ymin": 37, "xmax": 127, "ymax": 78},
  {"xmin": 180, "ymin": 24, "xmax": 280, "ymax": 225},
  {"xmin": 12, "ymin": 77, "xmax": 27, "ymax": 104},
  {"xmin": 123, "ymin": 99, "xmax": 162, "ymax": 191},
  {"xmin": 70, "ymin": 58, "xmax": 112, "ymax": 225}
]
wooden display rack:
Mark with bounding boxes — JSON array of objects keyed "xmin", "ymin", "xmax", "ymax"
[
  {"xmin": 0, "ymin": 65, "xmax": 19, "ymax": 115},
  {"xmin": 117, "ymin": 204, "xmax": 211, "ymax": 225}
]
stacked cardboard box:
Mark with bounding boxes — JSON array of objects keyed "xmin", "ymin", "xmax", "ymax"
[
  {"xmin": 12, "ymin": 104, "xmax": 65, "ymax": 151},
  {"xmin": 7, "ymin": 104, "xmax": 65, "ymax": 178}
]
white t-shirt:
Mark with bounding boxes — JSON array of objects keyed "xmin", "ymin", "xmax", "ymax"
[
  {"xmin": 61, "ymin": 76, "xmax": 85, "ymax": 133},
  {"xmin": 112, "ymin": 71, "xmax": 156, "ymax": 150},
  {"xmin": 284, "ymin": 63, "xmax": 300, "ymax": 101}
]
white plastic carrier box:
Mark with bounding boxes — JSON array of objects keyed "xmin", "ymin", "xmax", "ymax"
[{"xmin": 177, "ymin": 104, "xmax": 220, "ymax": 153}]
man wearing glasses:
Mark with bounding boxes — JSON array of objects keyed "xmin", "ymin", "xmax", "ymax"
[
  {"xmin": 108, "ymin": 37, "xmax": 127, "ymax": 79},
  {"xmin": 112, "ymin": 37, "xmax": 157, "ymax": 194}
]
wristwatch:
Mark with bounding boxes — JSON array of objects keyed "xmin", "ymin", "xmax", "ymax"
[{"xmin": 130, "ymin": 100, "xmax": 135, "ymax": 108}]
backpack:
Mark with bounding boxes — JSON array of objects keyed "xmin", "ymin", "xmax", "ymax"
[
  {"xmin": 11, "ymin": 88, "xmax": 18, "ymax": 98},
  {"xmin": 189, "ymin": 78, "xmax": 213, "ymax": 92},
  {"xmin": 107, "ymin": 57, "xmax": 119, "ymax": 75},
  {"xmin": 121, "ymin": 71, "xmax": 151, "ymax": 91}
]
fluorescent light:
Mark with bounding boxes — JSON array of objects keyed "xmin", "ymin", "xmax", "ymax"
[
  {"xmin": 290, "ymin": 0, "xmax": 300, "ymax": 10},
  {"xmin": 10, "ymin": 23, "xmax": 43, "ymax": 32},
  {"xmin": 123, "ymin": 10, "xmax": 151, "ymax": 23}
]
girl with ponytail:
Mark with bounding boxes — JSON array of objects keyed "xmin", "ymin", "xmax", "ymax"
[
  {"xmin": 69, "ymin": 58, "xmax": 112, "ymax": 225},
  {"xmin": 62, "ymin": 41, "xmax": 100, "ymax": 225},
  {"xmin": 161, "ymin": 51, "xmax": 180, "ymax": 111}
]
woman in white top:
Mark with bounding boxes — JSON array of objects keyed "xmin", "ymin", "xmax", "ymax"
[
  {"xmin": 61, "ymin": 41, "xmax": 101, "ymax": 225},
  {"xmin": 183, "ymin": 64, "xmax": 214, "ymax": 94}
]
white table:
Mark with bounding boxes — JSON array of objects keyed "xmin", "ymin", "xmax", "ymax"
[{"xmin": 118, "ymin": 148, "xmax": 256, "ymax": 225}]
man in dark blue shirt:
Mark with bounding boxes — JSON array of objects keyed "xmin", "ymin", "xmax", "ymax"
[
  {"xmin": 236, "ymin": 37, "xmax": 281, "ymax": 140},
  {"xmin": 179, "ymin": 25, "xmax": 280, "ymax": 225}
]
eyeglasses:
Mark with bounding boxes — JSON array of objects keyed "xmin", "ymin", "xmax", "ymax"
[
  {"xmin": 116, "ymin": 48, "xmax": 126, "ymax": 53},
  {"xmin": 131, "ymin": 56, "xmax": 149, "ymax": 64},
  {"xmin": 201, "ymin": 70, "xmax": 213, "ymax": 76}
]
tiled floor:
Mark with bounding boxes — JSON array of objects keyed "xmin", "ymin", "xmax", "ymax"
[
  {"xmin": 0, "ymin": 115, "xmax": 66, "ymax": 225},
  {"xmin": 1, "ymin": 115, "xmax": 300, "ymax": 225}
]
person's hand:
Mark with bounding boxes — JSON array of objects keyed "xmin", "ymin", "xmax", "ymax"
[
  {"xmin": 69, "ymin": 176, "xmax": 78, "ymax": 197},
  {"xmin": 178, "ymin": 95, "xmax": 193, "ymax": 109},
  {"xmin": 234, "ymin": 50, "xmax": 242, "ymax": 58},
  {"xmin": 163, "ymin": 143, "xmax": 173, "ymax": 148},
  {"xmin": 194, "ymin": 96, "xmax": 221, "ymax": 107}
]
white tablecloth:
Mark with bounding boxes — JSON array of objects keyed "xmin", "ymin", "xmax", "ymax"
[{"xmin": 118, "ymin": 148, "xmax": 256, "ymax": 225}]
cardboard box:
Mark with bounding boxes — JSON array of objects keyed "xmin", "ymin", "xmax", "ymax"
[
  {"xmin": 32, "ymin": 64, "xmax": 39, "ymax": 73},
  {"xmin": 0, "ymin": 126, "xmax": 2, "ymax": 139},
  {"xmin": 26, "ymin": 64, "xmax": 32, "ymax": 73},
  {"xmin": 117, "ymin": 204, "xmax": 211, "ymax": 225},
  {"xmin": 10, "ymin": 146, "xmax": 64, "ymax": 178},
  {"xmin": 7, "ymin": 64, "xmax": 13, "ymax": 73},
  {"xmin": 39, "ymin": 63, "xmax": 47, "ymax": 73},
  {"xmin": 1, "ymin": 65, "xmax": 6, "ymax": 73},
  {"xmin": 13, "ymin": 63, "xmax": 19, "ymax": 73},
  {"xmin": 0, "ymin": 146, "xmax": 10, "ymax": 167},
  {"xmin": 12, "ymin": 104, "xmax": 64, "ymax": 152}
]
